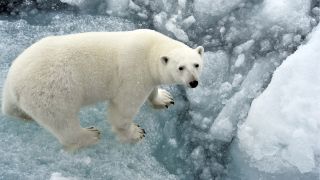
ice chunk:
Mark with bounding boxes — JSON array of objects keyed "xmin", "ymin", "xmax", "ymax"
[
  {"xmin": 282, "ymin": 33, "xmax": 293, "ymax": 46},
  {"xmin": 260, "ymin": 0, "xmax": 312, "ymax": 32},
  {"xmin": 209, "ymin": 57, "xmax": 277, "ymax": 142},
  {"xmin": 232, "ymin": 74, "xmax": 243, "ymax": 87},
  {"xmin": 60, "ymin": 0, "xmax": 85, "ymax": 6},
  {"xmin": 178, "ymin": 0, "xmax": 186, "ymax": 9},
  {"xmin": 233, "ymin": 40, "xmax": 255, "ymax": 54},
  {"xmin": 312, "ymin": 7, "xmax": 320, "ymax": 16},
  {"xmin": 165, "ymin": 17, "xmax": 189, "ymax": 42},
  {"xmin": 129, "ymin": 0, "xmax": 141, "ymax": 11},
  {"xmin": 260, "ymin": 40, "xmax": 271, "ymax": 52},
  {"xmin": 50, "ymin": 173, "xmax": 77, "ymax": 180},
  {"xmin": 209, "ymin": 117, "xmax": 233, "ymax": 141},
  {"xmin": 194, "ymin": 0, "xmax": 244, "ymax": 22},
  {"xmin": 153, "ymin": 12, "xmax": 168, "ymax": 31},
  {"xmin": 237, "ymin": 24, "xmax": 320, "ymax": 174},
  {"xmin": 235, "ymin": 54, "xmax": 245, "ymax": 67},
  {"xmin": 106, "ymin": 0, "xmax": 130, "ymax": 16},
  {"xmin": 181, "ymin": 16, "xmax": 196, "ymax": 29}
]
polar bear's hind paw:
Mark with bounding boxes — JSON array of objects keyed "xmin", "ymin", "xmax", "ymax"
[
  {"xmin": 63, "ymin": 126, "xmax": 101, "ymax": 150},
  {"xmin": 87, "ymin": 126, "xmax": 101, "ymax": 135}
]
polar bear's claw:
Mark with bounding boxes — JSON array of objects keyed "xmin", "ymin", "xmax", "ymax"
[
  {"xmin": 114, "ymin": 124, "xmax": 146, "ymax": 143},
  {"xmin": 136, "ymin": 126, "xmax": 146, "ymax": 140},
  {"xmin": 85, "ymin": 127, "xmax": 101, "ymax": 140},
  {"xmin": 150, "ymin": 89, "xmax": 174, "ymax": 109}
]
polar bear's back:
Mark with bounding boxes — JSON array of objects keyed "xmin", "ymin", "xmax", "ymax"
[
  {"xmin": 3, "ymin": 29, "xmax": 187, "ymax": 107},
  {"xmin": 5, "ymin": 32, "xmax": 125, "ymax": 105},
  {"xmin": 9, "ymin": 30, "xmax": 173, "ymax": 75}
]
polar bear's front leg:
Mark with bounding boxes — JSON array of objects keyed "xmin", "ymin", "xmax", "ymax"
[
  {"xmin": 108, "ymin": 101, "xmax": 145, "ymax": 143},
  {"xmin": 148, "ymin": 88, "xmax": 174, "ymax": 109}
]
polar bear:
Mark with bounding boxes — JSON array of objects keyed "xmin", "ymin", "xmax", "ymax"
[{"xmin": 1, "ymin": 29, "xmax": 204, "ymax": 149}]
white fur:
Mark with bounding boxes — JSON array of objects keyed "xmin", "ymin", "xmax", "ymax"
[{"xmin": 1, "ymin": 29, "xmax": 204, "ymax": 149}]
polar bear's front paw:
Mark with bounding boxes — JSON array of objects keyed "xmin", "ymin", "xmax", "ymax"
[
  {"xmin": 114, "ymin": 124, "xmax": 146, "ymax": 143},
  {"xmin": 150, "ymin": 89, "xmax": 174, "ymax": 109}
]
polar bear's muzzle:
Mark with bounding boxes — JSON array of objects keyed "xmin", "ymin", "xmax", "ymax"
[{"xmin": 189, "ymin": 80, "xmax": 198, "ymax": 88}]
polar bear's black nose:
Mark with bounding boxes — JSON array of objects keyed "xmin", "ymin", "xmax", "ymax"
[{"xmin": 189, "ymin": 80, "xmax": 198, "ymax": 88}]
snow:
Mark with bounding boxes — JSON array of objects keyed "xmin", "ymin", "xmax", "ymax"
[
  {"xmin": 237, "ymin": 24, "xmax": 320, "ymax": 174},
  {"xmin": 260, "ymin": 0, "xmax": 312, "ymax": 32}
]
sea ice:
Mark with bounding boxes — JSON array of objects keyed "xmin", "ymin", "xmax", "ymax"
[
  {"xmin": 232, "ymin": 24, "xmax": 320, "ymax": 177},
  {"xmin": 259, "ymin": 0, "xmax": 312, "ymax": 32}
]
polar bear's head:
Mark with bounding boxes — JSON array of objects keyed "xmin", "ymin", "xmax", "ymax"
[{"xmin": 160, "ymin": 46, "xmax": 204, "ymax": 88}]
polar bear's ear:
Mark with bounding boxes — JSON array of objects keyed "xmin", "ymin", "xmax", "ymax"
[
  {"xmin": 161, "ymin": 56, "xmax": 169, "ymax": 65},
  {"xmin": 195, "ymin": 46, "xmax": 204, "ymax": 56}
]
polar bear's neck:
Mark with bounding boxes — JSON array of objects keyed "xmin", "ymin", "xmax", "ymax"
[
  {"xmin": 149, "ymin": 43, "xmax": 186, "ymax": 86},
  {"xmin": 135, "ymin": 29, "xmax": 189, "ymax": 86}
]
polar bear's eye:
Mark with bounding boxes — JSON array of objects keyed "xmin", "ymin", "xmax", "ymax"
[
  {"xmin": 194, "ymin": 64, "xmax": 199, "ymax": 68},
  {"xmin": 178, "ymin": 66, "xmax": 185, "ymax": 71}
]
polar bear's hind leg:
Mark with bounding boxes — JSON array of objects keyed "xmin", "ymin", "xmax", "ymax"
[
  {"xmin": 17, "ymin": 88, "xmax": 101, "ymax": 149},
  {"xmin": 28, "ymin": 110, "xmax": 101, "ymax": 149},
  {"xmin": 1, "ymin": 93, "xmax": 32, "ymax": 120}
]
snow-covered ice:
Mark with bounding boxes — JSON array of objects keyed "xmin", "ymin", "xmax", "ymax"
[
  {"xmin": 235, "ymin": 24, "xmax": 320, "ymax": 175},
  {"xmin": 260, "ymin": 0, "xmax": 312, "ymax": 32},
  {"xmin": 194, "ymin": 0, "xmax": 244, "ymax": 23}
]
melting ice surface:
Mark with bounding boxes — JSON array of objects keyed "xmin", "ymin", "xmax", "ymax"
[{"xmin": 0, "ymin": 0, "xmax": 320, "ymax": 179}]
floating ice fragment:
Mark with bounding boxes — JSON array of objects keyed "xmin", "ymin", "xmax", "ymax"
[
  {"xmin": 50, "ymin": 172, "xmax": 78, "ymax": 180},
  {"xmin": 312, "ymin": 7, "xmax": 320, "ymax": 16},
  {"xmin": 235, "ymin": 54, "xmax": 245, "ymax": 67},
  {"xmin": 209, "ymin": 117, "xmax": 233, "ymax": 141},
  {"xmin": 181, "ymin": 16, "xmax": 196, "ymax": 29},
  {"xmin": 232, "ymin": 74, "xmax": 243, "ymax": 87},
  {"xmin": 60, "ymin": 0, "xmax": 85, "ymax": 6},
  {"xmin": 153, "ymin": 12, "xmax": 167, "ymax": 30},
  {"xmin": 168, "ymin": 138, "xmax": 178, "ymax": 148},
  {"xmin": 165, "ymin": 18, "xmax": 189, "ymax": 42},
  {"xmin": 106, "ymin": 0, "xmax": 130, "ymax": 16},
  {"xmin": 194, "ymin": 0, "xmax": 244, "ymax": 20},
  {"xmin": 281, "ymin": 33, "xmax": 293, "ymax": 46},
  {"xmin": 233, "ymin": 40, "xmax": 255, "ymax": 54},
  {"xmin": 129, "ymin": 0, "xmax": 141, "ymax": 11},
  {"xmin": 260, "ymin": 40, "xmax": 271, "ymax": 52},
  {"xmin": 260, "ymin": 0, "xmax": 312, "ymax": 33}
]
